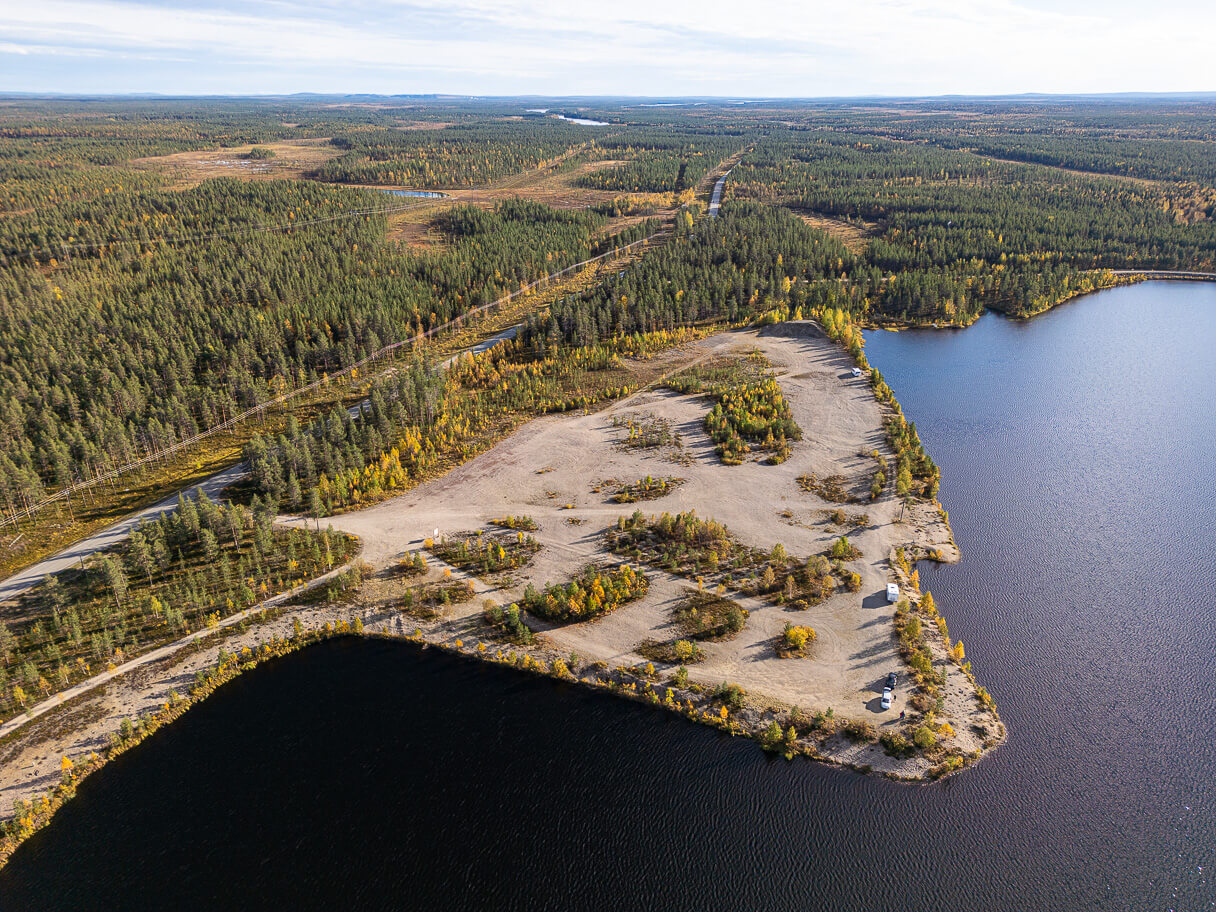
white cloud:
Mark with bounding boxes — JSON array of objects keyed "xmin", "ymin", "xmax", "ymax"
[{"xmin": 0, "ymin": 0, "xmax": 1211, "ymax": 95}]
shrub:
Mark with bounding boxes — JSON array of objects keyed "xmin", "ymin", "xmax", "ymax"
[
  {"xmin": 913, "ymin": 725, "xmax": 937, "ymax": 750},
  {"xmin": 910, "ymin": 690, "xmax": 935, "ymax": 713},
  {"xmin": 491, "ymin": 515, "xmax": 538, "ymax": 531},
  {"xmin": 779, "ymin": 622, "xmax": 817, "ymax": 657},
  {"xmin": 870, "ymin": 472, "xmax": 885, "ymax": 500},
  {"xmin": 612, "ymin": 476, "xmax": 685, "ymax": 503},
  {"xmin": 800, "ymin": 473, "xmax": 850, "ymax": 502},
  {"xmin": 829, "ymin": 535, "xmax": 860, "ymax": 561},
  {"xmin": 910, "ymin": 649, "xmax": 932, "ymax": 675},
  {"xmin": 881, "ymin": 732, "xmax": 914, "ymax": 758},
  {"xmin": 675, "ymin": 590, "xmax": 749, "ymax": 640},
  {"xmin": 928, "ymin": 755, "xmax": 966, "ymax": 779},
  {"xmin": 810, "ymin": 707, "xmax": 836, "ymax": 733},
  {"xmin": 432, "ymin": 529, "xmax": 541, "ymax": 575},
  {"xmin": 638, "ymin": 637, "xmax": 705, "ymax": 664},
  {"xmin": 714, "ymin": 681, "xmax": 746, "ymax": 709},
  {"xmin": 842, "ymin": 718, "xmax": 877, "ymax": 742},
  {"xmin": 673, "ymin": 639, "xmax": 700, "ymax": 663},
  {"xmin": 398, "ymin": 551, "xmax": 426, "ymax": 575}
]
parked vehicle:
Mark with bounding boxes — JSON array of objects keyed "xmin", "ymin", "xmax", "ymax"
[
  {"xmin": 887, "ymin": 583, "xmax": 900, "ymax": 602},
  {"xmin": 881, "ymin": 688, "xmax": 894, "ymax": 710},
  {"xmin": 885, "ymin": 672, "xmax": 898, "ymax": 690}
]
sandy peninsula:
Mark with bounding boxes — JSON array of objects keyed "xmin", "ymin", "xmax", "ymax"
[{"xmin": 1, "ymin": 324, "xmax": 1005, "ymax": 844}]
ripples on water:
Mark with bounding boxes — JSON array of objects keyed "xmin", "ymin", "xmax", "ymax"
[{"xmin": 2, "ymin": 283, "xmax": 1213, "ymax": 910}]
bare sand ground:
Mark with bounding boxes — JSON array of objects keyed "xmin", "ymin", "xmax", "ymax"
[
  {"xmin": 286, "ymin": 327, "xmax": 996, "ymax": 772},
  {"xmin": 0, "ymin": 327, "xmax": 1001, "ymax": 821}
]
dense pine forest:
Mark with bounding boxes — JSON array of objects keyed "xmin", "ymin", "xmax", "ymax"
[
  {"xmin": 0, "ymin": 183, "xmax": 614, "ymax": 507},
  {"xmin": 1, "ymin": 94, "xmax": 1215, "ymax": 529},
  {"xmin": 313, "ymin": 120, "xmax": 589, "ymax": 187}
]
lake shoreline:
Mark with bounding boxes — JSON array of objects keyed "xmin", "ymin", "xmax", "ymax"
[
  {"xmin": 0, "ymin": 324, "xmax": 1009, "ymax": 869},
  {"xmin": 1, "ymin": 554, "xmax": 1006, "ymax": 871}
]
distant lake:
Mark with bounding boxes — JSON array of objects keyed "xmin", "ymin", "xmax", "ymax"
[
  {"xmin": 378, "ymin": 189, "xmax": 450, "ymax": 199},
  {"xmin": 555, "ymin": 114, "xmax": 609, "ymax": 126},
  {"xmin": 2, "ymin": 282, "xmax": 1213, "ymax": 910}
]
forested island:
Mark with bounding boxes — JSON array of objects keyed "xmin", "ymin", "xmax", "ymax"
[{"xmin": 1, "ymin": 94, "xmax": 1215, "ymax": 863}]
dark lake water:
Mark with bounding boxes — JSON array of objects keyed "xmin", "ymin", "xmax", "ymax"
[
  {"xmin": 379, "ymin": 189, "xmax": 449, "ymax": 199},
  {"xmin": 2, "ymin": 282, "xmax": 1214, "ymax": 911}
]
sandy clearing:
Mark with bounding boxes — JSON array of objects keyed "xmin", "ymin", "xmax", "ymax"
[
  {"xmin": 130, "ymin": 139, "xmax": 340, "ymax": 189},
  {"xmin": 297, "ymin": 327, "xmax": 960, "ymax": 720}
]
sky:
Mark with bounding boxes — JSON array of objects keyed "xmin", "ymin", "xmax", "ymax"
[{"xmin": 0, "ymin": 0, "xmax": 1212, "ymax": 98}]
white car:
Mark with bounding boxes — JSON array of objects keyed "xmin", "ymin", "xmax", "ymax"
[
  {"xmin": 887, "ymin": 583, "xmax": 900, "ymax": 602},
  {"xmin": 881, "ymin": 687, "xmax": 894, "ymax": 710}
]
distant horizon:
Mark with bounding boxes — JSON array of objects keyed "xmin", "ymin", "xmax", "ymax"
[
  {"xmin": 2, "ymin": 0, "xmax": 1213, "ymax": 98},
  {"xmin": 2, "ymin": 90, "xmax": 1215, "ymax": 103}
]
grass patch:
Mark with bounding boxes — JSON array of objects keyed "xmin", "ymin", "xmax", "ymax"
[
  {"xmin": 636, "ymin": 637, "xmax": 705, "ymax": 664},
  {"xmin": 799, "ymin": 473, "xmax": 852, "ymax": 503},
  {"xmin": 397, "ymin": 579, "xmax": 476, "ymax": 620},
  {"xmin": 430, "ymin": 529, "xmax": 541, "ymax": 576},
  {"xmin": 674, "ymin": 589, "xmax": 749, "ymax": 641},
  {"xmin": 613, "ymin": 412, "xmax": 684, "ymax": 451},
  {"xmin": 610, "ymin": 475, "xmax": 685, "ymax": 503}
]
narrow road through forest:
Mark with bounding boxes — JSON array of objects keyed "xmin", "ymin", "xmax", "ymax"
[{"xmin": 708, "ymin": 169, "xmax": 731, "ymax": 217}]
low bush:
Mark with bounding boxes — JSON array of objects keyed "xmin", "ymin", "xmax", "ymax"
[
  {"xmin": 800, "ymin": 473, "xmax": 851, "ymax": 502},
  {"xmin": 612, "ymin": 475, "xmax": 685, "ymax": 503},
  {"xmin": 881, "ymin": 731, "xmax": 915, "ymax": 758},
  {"xmin": 810, "ymin": 707, "xmax": 836, "ymax": 734},
  {"xmin": 432, "ymin": 529, "xmax": 541, "ymax": 576},
  {"xmin": 676, "ymin": 590, "xmax": 749, "ymax": 641},
  {"xmin": 482, "ymin": 601, "xmax": 534, "ymax": 644},
  {"xmin": 637, "ymin": 637, "xmax": 705, "ymax": 664},
  {"xmin": 842, "ymin": 718, "xmax": 878, "ymax": 742},
  {"xmin": 713, "ymin": 681, "xmax": 746, "ymax": 709},
  {"xmin": 490, "ymin": 515, "xmax": 538, "ymax": 532},
  {"xmin": 829, "ymin": 535, "xmax": 861, "ymax": 561},
  {"xmin": 777, "ymin": 622, "xmax": 817, "ymax": 657},
  {"xmin": 522, "ymin": 564, "xmax": 649, "ymax": 622}
]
